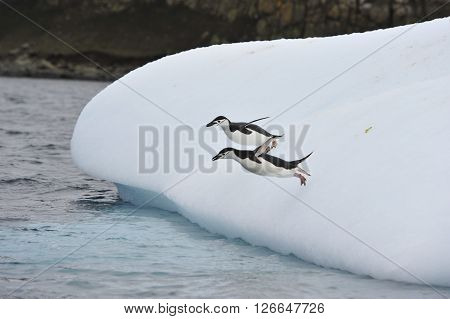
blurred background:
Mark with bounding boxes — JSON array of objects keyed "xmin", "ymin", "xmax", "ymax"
[{"xmin": 1, "ymin": 0, "xmax": 449, "ymax": 80}]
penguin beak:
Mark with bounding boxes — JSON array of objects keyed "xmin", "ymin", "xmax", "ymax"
[
  {"xmin": 206, "ymin": 121, "xmax": 216, "ymax": 127},
  {"xmin": 212, "ymin": 154, "xmax": 220, "ymax": 161}
]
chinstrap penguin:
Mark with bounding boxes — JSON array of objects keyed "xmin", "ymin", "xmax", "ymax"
[
  {"xmin": 206, "ymin": 115, "xmax": 282, "ymax": 147},
  {"xmin": 212, "ymin": 138, "xmax": 312, "ymax": 186}
]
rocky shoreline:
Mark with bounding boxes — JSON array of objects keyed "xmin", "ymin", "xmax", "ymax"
[
  {"xmin": 0, "ymin": 43, "xmax": 147, "ymax": 81},
  {"xmin": 1, "ymin": 0, "xmax": 449, "ymax": 80}
]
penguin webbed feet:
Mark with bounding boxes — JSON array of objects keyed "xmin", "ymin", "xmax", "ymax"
[
  {"xmin": 271, "ymin": 139, "xmax": 278, "ymax": 150},
  {"xmin": 299, "ymin": 175, "xmax": 307, "ymax": 186},
  {"xmin": 295, "ymin": 173, "xmax": 307, "ymax": 186}
]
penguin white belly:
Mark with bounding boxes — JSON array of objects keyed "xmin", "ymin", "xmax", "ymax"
[
  {"xmin": 259, "ymin": 158, "xmax": 294, "ymax": 177},
  {"xmin": 233, "ymin": 157, "xmax": 294, "ymax": 178},
  {"xmin": 223, "ymin": 128, "xmax": 268, "ymax": 146},
  {"xmin": 238, "ymin": 158, "xmax": 266, "ymax": 175}
]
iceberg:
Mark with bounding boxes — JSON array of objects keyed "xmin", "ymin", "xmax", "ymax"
[{"xmin": 71, "ymin": 18, "xmax": 450, "ymax": 287}]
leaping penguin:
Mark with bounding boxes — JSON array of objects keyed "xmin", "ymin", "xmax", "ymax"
[
  {"xmin": 206, "ymin": 115, "xmax": 282, "ymax": 147},
  {"xmin": 212, "ymin": 137, "xmax": 312, "ymax": 186}
]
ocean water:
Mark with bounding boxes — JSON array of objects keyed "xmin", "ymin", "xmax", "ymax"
[{"xmin": 0, "ymin": 76, "xmax": 448, "ymax": 298}]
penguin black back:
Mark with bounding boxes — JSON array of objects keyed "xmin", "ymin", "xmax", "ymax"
[{"xmin": 260, "ymin": 152, "xmax": 313, "ymax": 170}]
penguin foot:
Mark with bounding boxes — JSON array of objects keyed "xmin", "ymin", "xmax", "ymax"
[
  {"xmin": 271, "ymin": 139, "xmax": 278, "ymax": 149},
  {"xmin": 300, "ymin": 176, "xmax": 306, "ymax": 186},
  {"xmin": 295, "ymin": 173, "xmax": 307, "ymax": 186}
]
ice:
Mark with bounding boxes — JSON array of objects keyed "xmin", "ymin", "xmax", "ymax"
[{"xmin": 71, "ymin": 18, "xmax": 450, "ymax": 286}]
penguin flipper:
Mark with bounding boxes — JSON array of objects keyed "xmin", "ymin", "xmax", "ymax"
[
  {"xmin": 289, "ymin": 152, "xmax": 313, "ymax": 170},
  {"xmin": 230, "ymin": 122, "xmax": 253, "ymax": 134},
  {"xmin": 254, "ymin": 137, "xmax": 277, "ymax": 156},
  {"xmin": 243, "ymin": 116, "xmax": 270, "ymax": 129}
]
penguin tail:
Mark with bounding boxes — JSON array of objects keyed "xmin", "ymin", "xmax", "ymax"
[{"xmin": 296, "ymin": 167, "xmax": 311, "ymax": 176}]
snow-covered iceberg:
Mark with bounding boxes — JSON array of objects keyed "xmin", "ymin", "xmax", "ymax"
[{"xmin": 71, "ymin": 18, "xmax": 450, "ymax": 286}]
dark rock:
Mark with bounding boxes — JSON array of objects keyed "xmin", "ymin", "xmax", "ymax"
[{"xmin": 0, "ymin": 0, "xmax": 449, "ymax": 80}]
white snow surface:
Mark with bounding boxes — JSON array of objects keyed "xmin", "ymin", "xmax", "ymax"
[{"xmin": 72, "ymin": 18, "xmax": 450, "ymax": 286}]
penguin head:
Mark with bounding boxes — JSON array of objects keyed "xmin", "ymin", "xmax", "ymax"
[
  {"xmin": 206, "ymin": 116, "xmax": 229, "ymax": 127},
  {"xmin": 212, "ymin": 147, "xmax": 234, "ymax": 161}
]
